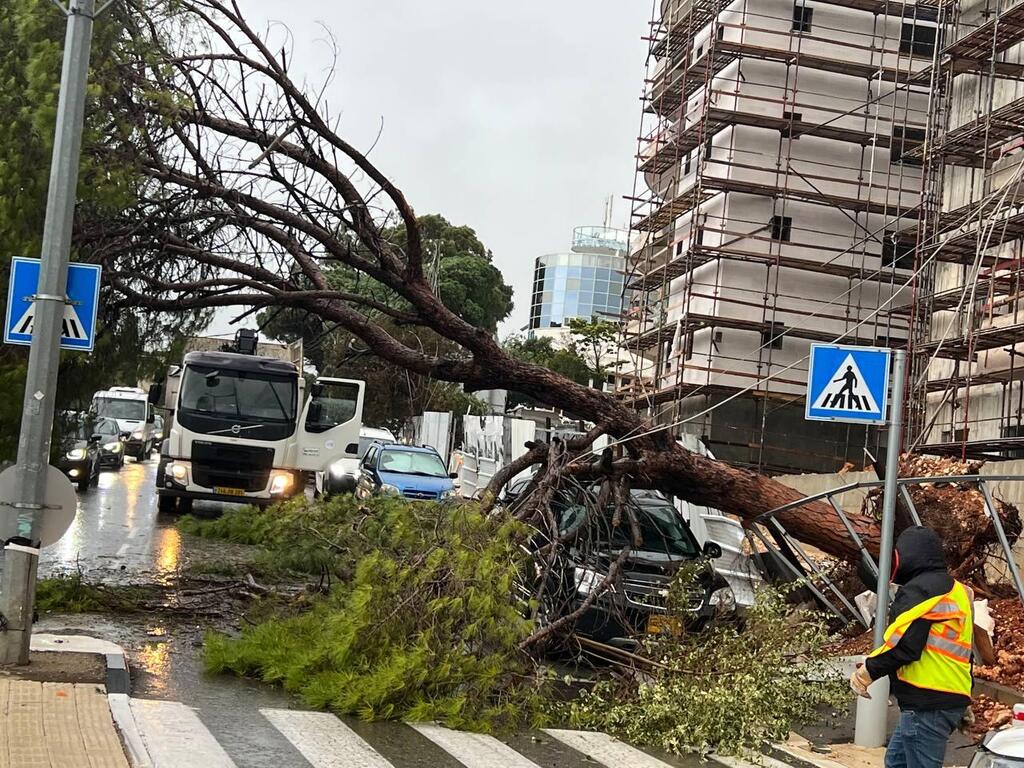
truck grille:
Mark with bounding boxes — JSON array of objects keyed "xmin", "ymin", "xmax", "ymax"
[{"xmin": 191, "ymin": 441, "xmax": 275, "ymax": 492}]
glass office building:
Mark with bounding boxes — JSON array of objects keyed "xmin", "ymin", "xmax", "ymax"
[{"xmin": 528, "ymin": 226, "xmax": 628, "ymax": 332}]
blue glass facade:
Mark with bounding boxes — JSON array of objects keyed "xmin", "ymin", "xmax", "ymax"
[{"xmin": 528, "ymin": 227, "xmax": 627, "ymax": 331}]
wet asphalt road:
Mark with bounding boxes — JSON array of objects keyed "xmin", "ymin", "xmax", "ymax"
[{"xmin": 39, "ymin": 455, "xmax": 175, "ymax": 582}]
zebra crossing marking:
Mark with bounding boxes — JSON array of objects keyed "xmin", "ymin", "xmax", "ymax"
[
  {"xmin": 261, "ymin": 708, "xmax": 395, "ymax": 767},
  {"xmin": 410, "ymin": 723, "xmax": 541, "ymax": 768},
  {"xmin": 129, "ymin": 698, "xmax": 237, "ymax": 767},
  {"xmin": 544, "ymin": 729, "xmax": 677, "ymax": 768}
]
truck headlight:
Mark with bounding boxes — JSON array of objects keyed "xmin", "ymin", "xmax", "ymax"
[
  {"xmin": 104, "ymin": 442, "xmax": 122, "ymax": 452},
  {"xmin": 573, "ymin": 567, "xmax": 605, "ymax": 597},
  {"xmin": 380, "ymin": 483, "xmax": 401, "ymax": 496},
  {"xmin": 169, "ymin": 462, "xmax": 188, "ymax": 482},
  {"xmin": 269, "ymin": 471, "xmax": 294, "ymax": 495},
  {"xmin": 709, "ymin": 586, "xmax": 736, "ymax": 615},
  {"xmin": 132, "ymin": 430, "xmax": 144, "ymax": 440},
  {"xmin": 66, "ymin": 448, "xmax": 87, "ymax": 461}
]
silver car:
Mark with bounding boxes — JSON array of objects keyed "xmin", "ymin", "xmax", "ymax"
[{"xmin": 315, "ymin": 427, "xmax": 396, "ymax": 497}]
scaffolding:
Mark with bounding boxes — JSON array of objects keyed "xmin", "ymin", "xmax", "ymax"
[
  {"xmin": 618, "ymin": 0, "xmax": 942, "ymax": 473},
  {"xmin": 905, "ymin": 0, "xmax": 1024, "ymax": 461}
]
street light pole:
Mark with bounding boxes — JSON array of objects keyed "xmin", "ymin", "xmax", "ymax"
[{"xmin": 0, "ymin": 0, "xmax": 97, "ymax": 665}]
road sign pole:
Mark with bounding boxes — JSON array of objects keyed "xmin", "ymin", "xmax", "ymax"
[
  {"xmin": 854, "ymin": 347, "xmax": 907, "ymax": 747},
  {"xmin": 0, "ymin": 0, "xmax": 96, "ymax": 665}
]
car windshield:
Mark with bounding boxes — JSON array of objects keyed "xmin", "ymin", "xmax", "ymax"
[
  {"xmin": 561, "ymin": 502, "xmax": 700, "ymax": 558},
  {"xmin": 94, "ymin": 397, "xmax": 146, "ymax": 421},
  {"xmin": 378, "ymin": 450, "xmax": 447, "ymax": 477},
  {"xmin": 94, "ymin": 419, "xmax": 119, "ymax": 437},
  {"xmin": 180, "ymin": 366, "xmax": 296, "ymax": 423}
]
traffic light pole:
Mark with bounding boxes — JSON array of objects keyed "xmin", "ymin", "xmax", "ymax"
[{"xmin": 0, "ymin": 0, "xmax": 97, "ymax": 665}]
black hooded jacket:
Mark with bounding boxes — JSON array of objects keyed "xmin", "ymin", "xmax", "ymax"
[{"xmin": 863, "ymin": 526, "xmax": 972, "ymax": 711}]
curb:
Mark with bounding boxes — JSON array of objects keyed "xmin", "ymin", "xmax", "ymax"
[
  {"xmin": 31, "ymin": 632, "xmax": 131, "ymax": 694},
  {"xmin": 975, "ymin": 678, "xmax": 1024, "ymax": 707}
]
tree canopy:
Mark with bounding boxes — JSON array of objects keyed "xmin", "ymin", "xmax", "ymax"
[{"xmin": 0, "ymin": 0, "xmax": 206, "ymax": 458}]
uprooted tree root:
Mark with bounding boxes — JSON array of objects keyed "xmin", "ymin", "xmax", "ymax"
[{"xmin": 861, "ymin": 454, "xmax": 1022, "ymax": 591}]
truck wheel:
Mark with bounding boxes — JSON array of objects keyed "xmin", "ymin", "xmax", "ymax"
[
  {"xmin": 178, "ymin": 498, "xmax": 194, "ymax": 515},
  {"xmin": 157, "ymin": 495, "xmax": 177, "ymax": 514}
]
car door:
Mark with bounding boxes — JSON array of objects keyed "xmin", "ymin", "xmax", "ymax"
[
  {"xmin": 355, "ymin": 445, "xmax": 379, "ymax": 498},
  {"xmin": 295, "ymin": 378, "xmax": 366, "ymax": 472}
]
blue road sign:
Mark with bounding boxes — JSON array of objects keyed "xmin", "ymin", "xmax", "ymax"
[
  {"xmin": 806, "ymin": 344, "xmax": 891, "ymax": 424},
  {"xmin": 4, "ymin": 257, "xmax": 102, "ymax": 352}
]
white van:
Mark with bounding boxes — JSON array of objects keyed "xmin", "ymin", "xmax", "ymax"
[
  {"xmin": 93, "ymin": 387, "xmax": 157, "ymax": 460},
  {"xmin": 315, "ymin": 426, "xmax": 397, "ymax": 497}
]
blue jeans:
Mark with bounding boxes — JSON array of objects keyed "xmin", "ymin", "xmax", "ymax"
[{"xmin": 885, "ymin": 709, "xmax": 966, "ymax": 768}]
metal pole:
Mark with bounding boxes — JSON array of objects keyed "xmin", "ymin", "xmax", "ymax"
[
  {"xmin": 978, "ymin": 480, "xmax": 1024, "ymax": 607},
  {"xmin": 855, "ymin": 348, "xmax": 907, "ymax": 747},
  {"xmin": 0, "ymin": 0, "xmax": 96, "ymax": 665}
]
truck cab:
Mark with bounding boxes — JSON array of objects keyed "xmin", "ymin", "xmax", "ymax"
[
  {"xmin": 153, "ymin": 349, "xmax": 364, "ymax": 513},
  {"xmin": 92, "ymin": 386, "xmax": 157, "ymax": 460}
]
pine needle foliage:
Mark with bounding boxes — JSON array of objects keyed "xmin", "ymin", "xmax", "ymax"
[
  {"xmin": 560, "ymin": 574, "xmax": 849, "ymax": 757},
  {"xmin": 186, "ymin": 497, "xmax": 551, "ymax": 731}
]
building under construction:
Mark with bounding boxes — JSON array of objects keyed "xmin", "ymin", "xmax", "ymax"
[{"xmin": 619, "ymin": 0, "xmax": 1024, "ymax": 473}]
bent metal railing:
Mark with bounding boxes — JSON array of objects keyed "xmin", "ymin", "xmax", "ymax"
[{"xmin": 752, "ymin": 474, "xmax": 1024, "ymax": 627}]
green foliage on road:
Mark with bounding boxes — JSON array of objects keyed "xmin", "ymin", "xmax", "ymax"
[
  {"xmin": 560, "ymin": 579, "xmax": 849, "ymax": 757},
  {"xmin": 35, "ymin": 574, "xmax": 152, "ymax": 614},
  {"xmin": 185, "ymin": 497, "xmax": 550, "ymax": 732}
]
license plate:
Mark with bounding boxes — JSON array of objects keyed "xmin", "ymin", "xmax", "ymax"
[
  {"xmin": 214, "ymin": 486, "xmax": 246, "ymax": 497},
  {"xmin": 647, "ymin": 614, "xmax": 682, "ymax": 636}
]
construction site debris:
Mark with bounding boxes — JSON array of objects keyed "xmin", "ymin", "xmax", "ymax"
[
  {"xmin": 971, "ymin": 694, "xmax": 1014, "ymax": 736},
  {"xmin": 976, "ymin": 598, "xmax": 1024, "ymax": 692}
]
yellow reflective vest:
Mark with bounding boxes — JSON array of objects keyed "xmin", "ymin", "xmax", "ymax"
[{"xmin": 867, "ymin": 580, "xmax": 973, "ymax": 697}]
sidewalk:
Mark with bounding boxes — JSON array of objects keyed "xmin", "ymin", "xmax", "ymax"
[{"xmin": 0, "ymin": 678, "xmax": 128, "ymax": 768}]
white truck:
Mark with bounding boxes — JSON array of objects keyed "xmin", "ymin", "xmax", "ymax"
[
  {"xmin": 92, "ymin": 386, "xmax": 158, "ymax": 460},
  {"xmin": 150, "ymin": 345, "xmax": 365, "ymax": 514}
]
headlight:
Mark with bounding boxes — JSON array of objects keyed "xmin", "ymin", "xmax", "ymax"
[
  {"xmin": 573, "ymin": 567, "xmax": 606, "ymax": 597},
  {"xmin": 269, "ymin": 471, "xmax": 294, "ymax": 495},
  {"xmin": 380, "ymin": 483, "xmax": 401, "ymax": 496},
  {"xmin": 66, "ymin": 448, "xmax": 87, "ymax": 461},
  {"xmin": 104, "ymin": 442, "xmax": 121, "ymax": 452},
  {"xmin": 132, "ymin": 430, "xmax": 144, "ymax": 440},
  {"xmin": 709, "ymin": 585, "xmax": 736, "ymax": 615},
  {"xmin": 439, "ymin": 488, "xmax": 456, "ymax": 500},
  {"xmin": 169, "ymin": 463, "xmax": 188, "ymax": 482}
]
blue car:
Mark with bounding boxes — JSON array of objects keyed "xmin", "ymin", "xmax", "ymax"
[{"xmin": 355, "ymin": 443, "xmax": 455, "ymax": 501}]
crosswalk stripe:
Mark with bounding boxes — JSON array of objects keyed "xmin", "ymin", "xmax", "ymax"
[
  {"xmin": 261, "ymin": 708, "xmax": 395, "ymax": 767},
  {"xmin": 129, "ymin": 698, "xmax": 237, "ymax": 767},
  {"xmin": 410, "ymin": 723, "xmax": 541, "ymax": 768},
  {"xmin": 544, "ymin": 729, "xmax": 676, "ymax": 768}
]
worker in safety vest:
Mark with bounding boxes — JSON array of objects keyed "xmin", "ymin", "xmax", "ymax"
[{"xmin": 850, "ymin": 526, "xmax": 973, "ymax": 768}]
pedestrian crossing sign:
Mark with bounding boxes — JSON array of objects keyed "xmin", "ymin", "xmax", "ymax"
[
  {"xmin": 806, "ymin": 344, "xmax": 891, "ymax": 424},
  {"xmin": 4, "ymin": 257, "xmax": 102, "ymax": 352}
]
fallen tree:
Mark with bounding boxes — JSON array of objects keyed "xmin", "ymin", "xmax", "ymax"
[{"xmin": 87, "ymin": 1, "xmax": 1013, "ymax": 564}]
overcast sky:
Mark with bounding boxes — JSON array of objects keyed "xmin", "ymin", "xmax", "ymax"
[{"xmin": 231, "ymin": 1, "xmax": 650, "ymax": 336}]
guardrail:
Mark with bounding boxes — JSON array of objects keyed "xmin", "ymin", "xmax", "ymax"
[{"xmin": 751, "ymin": 474, "xmax": 1024, "ymax": 626}]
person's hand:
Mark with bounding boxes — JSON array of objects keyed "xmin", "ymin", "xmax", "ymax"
[{"xmin": 850, "ymin": 663, "xmax": 872, "ymax": 698}]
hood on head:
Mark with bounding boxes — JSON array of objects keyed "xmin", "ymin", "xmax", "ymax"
[{"xmin": 893, "ymin": 526, "xmax": 947, "ymax": 584}]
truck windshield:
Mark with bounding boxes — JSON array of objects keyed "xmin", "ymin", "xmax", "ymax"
[
  {"xmin": 94, "ymin": 398, "xmax": 146, "ymax": 421},
  {"xmin": 180, "ymin": 366, "xmax": 297, "ymax": 424}
]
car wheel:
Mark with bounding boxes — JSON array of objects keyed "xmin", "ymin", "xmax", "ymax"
[
  {"xmin": 157, "ymin": 494, "xmax": 177, "ymax": 514},
  {"xmin": 77, "ymin": 475, "xmax": 89, "ymax": 492}
]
